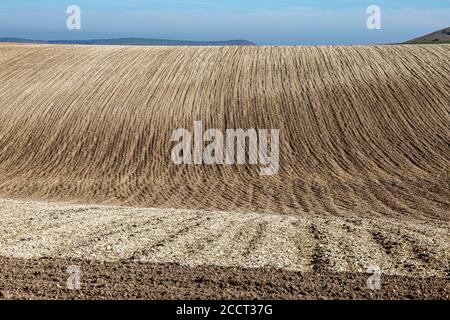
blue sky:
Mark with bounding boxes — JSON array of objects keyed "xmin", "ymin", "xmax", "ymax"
[{"xmin": 0, "ymin": 0, "xmax": 449, "ymax": 44}]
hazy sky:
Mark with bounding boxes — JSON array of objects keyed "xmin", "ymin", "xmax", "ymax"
[{"xmin": 0, "ymin": 0, "xmax": 449, "ymax": 44}]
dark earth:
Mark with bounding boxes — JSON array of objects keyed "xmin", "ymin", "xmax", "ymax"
[{"xmin": 0, "ymin": 257, "xmax": 448, "ymax": 300}]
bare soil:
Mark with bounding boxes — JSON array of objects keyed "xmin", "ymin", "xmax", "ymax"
[
  {"xmin": 0, "ymin": 44, "xmax": 448, "ymax": 300},
  {"xmin": 0, "ymin": 256, "xmax": 448, "ymax": 300}
]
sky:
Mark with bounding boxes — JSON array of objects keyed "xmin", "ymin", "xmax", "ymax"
[{"xmin": 0, "ymin": 0, "xmax": 449, "ymax": 45}]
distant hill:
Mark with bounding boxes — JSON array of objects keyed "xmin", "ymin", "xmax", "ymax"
[
  {"xmin": 404, "ymin": 27, "xmax": 450, "ymax": 44},
  {"xmin": 0, "ymin": 37, "xmax": 46, "ymax": 44},
  {"xmin": 0, "ymin": 37, "xmax": 255, "ymax": 46}
]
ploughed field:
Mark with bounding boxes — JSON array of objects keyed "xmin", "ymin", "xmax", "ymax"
[{"xmin": 0, "ymin": 43, "xmax": 448, "ymax": 299}]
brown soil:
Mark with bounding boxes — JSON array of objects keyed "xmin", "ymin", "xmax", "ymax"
[
  {"xmin": 0, "ymin": 44, "xmax": 448, "ymax": 300},
  {"xmin": 0, "ymin": 256, "xmax": 448, "ymax": 300},
  {"xmin": 0, "ymin": 44, "xmax": 448, "ymax": 220}
]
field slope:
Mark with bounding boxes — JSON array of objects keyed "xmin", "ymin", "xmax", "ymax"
[
  {"xmin": 0, "ymin": 43, "xmax": 448, "ymax": 299},
  {"xmin": 405, "ymin": 27, "xmax": 450, "ymax": 44}
]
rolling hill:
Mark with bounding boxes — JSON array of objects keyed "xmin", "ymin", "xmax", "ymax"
[
  {"xmin": 405, "ymin": 26, "xmax": 450, "ymax": 44},
  {"xmin": 0, "ymin": 37, "xmax": 255, "ymax": 46},
  {"xmin": 0, "ymin": 43, "xmax": 448, "ymax": 299}
]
